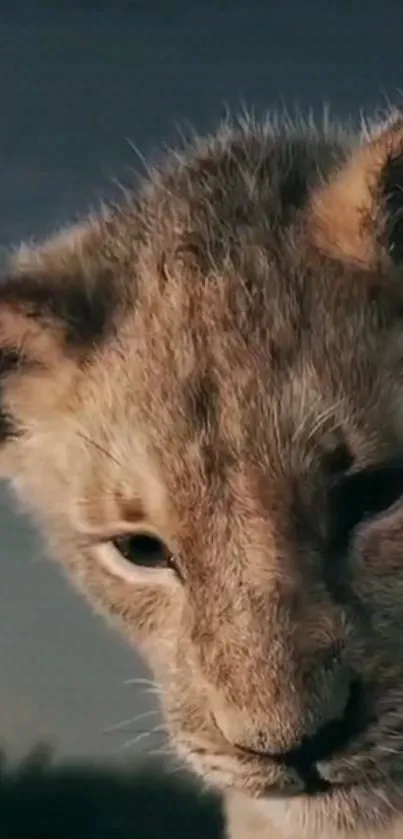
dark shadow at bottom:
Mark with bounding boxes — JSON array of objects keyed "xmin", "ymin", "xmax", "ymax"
[{"xmin": 0, "ymin": 746, "xmax": 225, "ymax": 838}]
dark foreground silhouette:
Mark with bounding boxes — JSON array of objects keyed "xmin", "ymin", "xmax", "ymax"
[{"xmin": 0, "ymin": 747, "xmax": 224, "ymax": 838}]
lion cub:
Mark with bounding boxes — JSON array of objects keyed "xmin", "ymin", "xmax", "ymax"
[{"xmin": 2, "ymin": 110, "xmax": 403, "ymax": 838}]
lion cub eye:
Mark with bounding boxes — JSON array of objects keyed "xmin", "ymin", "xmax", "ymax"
[
  {"xmin": 323, "ymin": 442, "xmax": 354, "ymax": 477},
  {"xmin": 330, "ymin": 459, "xmax": 403, "ymax": 552},
  {"xmin": 111, "ymin": 533, "xmax": 172, "ymax": 569}
]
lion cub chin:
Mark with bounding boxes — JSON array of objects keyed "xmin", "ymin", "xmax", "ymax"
[{"xmin": 225, "ymin": 792, "xmax": 403, "ymax": 839}]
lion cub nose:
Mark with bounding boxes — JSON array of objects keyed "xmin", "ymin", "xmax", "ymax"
[
  {"xmin": 269, "ymin": 679, "xmax": 364, "ymax": 774},
  {"xmin": 215, "ymin": 675, "xmax": 364, "ymax": 774}
]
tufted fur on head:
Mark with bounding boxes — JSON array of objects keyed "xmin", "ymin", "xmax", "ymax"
[{"xmin": 2, "ymin": 110, "xmax": 403, "ymax": 837}]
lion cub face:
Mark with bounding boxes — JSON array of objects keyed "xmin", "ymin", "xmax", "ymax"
[{"xmin": 2, "ymin": 113, "xmax": 403, "ymax": 837}]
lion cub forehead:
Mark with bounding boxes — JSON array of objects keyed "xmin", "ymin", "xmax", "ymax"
[{"xmin": 1, "ymin": 110, "xmax": 403, "ymax": 537}]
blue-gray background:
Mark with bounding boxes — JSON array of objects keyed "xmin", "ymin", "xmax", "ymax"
[{"xmin": 0, "ymin": 1, "xmax": 401, "ymax": 764}]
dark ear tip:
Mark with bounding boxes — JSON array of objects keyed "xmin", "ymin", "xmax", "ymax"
[
  {"xmin": 0, "ymin": 267, "xmax": 119, "ymax": 351},
  {"xmin": 380, "ymin": 150, "xmax": 403, "ymax": 263}
]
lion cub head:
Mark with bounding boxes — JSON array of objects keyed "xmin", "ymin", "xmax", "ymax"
[{"xmin": 2, "ymin": 113, "xmax": 403, "ymax": 837}]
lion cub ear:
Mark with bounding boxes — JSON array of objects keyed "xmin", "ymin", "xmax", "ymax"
[
  {"xmin": 0, "ymin": 223, "xmax": 118, "ymax": 455},
  {"xmin": 309, "ymin": 113, "xmax": 403, "ymax": 266}
]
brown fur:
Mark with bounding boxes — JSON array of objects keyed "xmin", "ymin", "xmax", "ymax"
[{"xmin": 2, "ymin": 111, "xmax": 403, "ymax": 837}]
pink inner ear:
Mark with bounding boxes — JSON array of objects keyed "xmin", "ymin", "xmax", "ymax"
[{"xmin": 308, "ymin": 118, "xmax": 403, "ymax": 267}]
